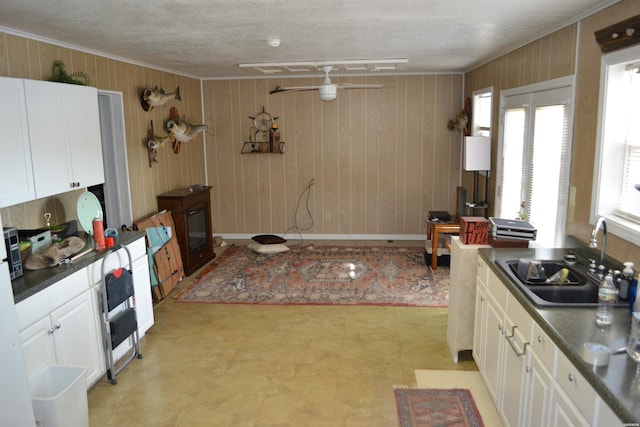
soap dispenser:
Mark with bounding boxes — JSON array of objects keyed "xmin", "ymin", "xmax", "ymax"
[{"xmin": 620, "ymin": 262, "xmax": 635, "ymax": 300}]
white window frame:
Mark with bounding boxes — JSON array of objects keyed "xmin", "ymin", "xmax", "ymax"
[
  {"xmin": 592, "ymin": 44, "xmax": 640, "ymax": 246},
  {"xmin": 472, "ymin": 87, "xmax": 493, "ymax": 137},
  {"xmin": 495, "ymin": 75, "xmax": 575, "ymax": 247}
]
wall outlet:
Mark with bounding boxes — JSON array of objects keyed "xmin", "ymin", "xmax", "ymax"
[{"xmin": 325, "ymin": 211, "xmax": 332, "ymax": 221}]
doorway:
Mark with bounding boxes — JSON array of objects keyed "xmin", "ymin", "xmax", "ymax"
[{"xmin": 93, "ymin": 90, "xmax": 133, "ymax": 229}]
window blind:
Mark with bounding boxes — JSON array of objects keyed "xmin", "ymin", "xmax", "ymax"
[{"xmin": 496, "ymin": 83, "xmax": 573, "ymax": 247}]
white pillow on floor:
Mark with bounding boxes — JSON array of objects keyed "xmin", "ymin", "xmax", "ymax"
[{"xmin": 247, "ymin": 241, "xmax": 290, "ymax": 254}]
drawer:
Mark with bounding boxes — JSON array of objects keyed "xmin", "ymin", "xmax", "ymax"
[
  {"xmin": 477, "ymin": 258, "xmax": 489, "ymax": 288},
  {"xmin": 15, "ymin": 290, "xmax": 50, "ymax": 331},
  {"xmin": 531, "ymin": 321, "xmax": 556, "ymax": 375},
  {"xmin": 48, "ymin": 267, "xmax": 90, "ymax": 309},
  {"xmin": 506, "ymin": 295, "xmax": 532, "ymax": 339},
  {"xmin": 88, "ymin": 243, "xmax": 140, "ymax": 285},
  {"xmin": 556, "ymin": 350, "xmax": 597, "ymax": 423},
  {"xmin": 487, "ymin": 269, "xmax": 508, "ymax": 307}
]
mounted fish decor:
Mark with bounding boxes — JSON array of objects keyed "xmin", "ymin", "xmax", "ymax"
[
  {"xmin": 140, "ymin": 86, "xmax": 181, "ymax": 111},
  {"xmin": 166, "ymin": 107, "xmax": 213, "ymax": 154},
  {"xmin": 146, "ymin": 120, "xmax": 172, "ymax": 167}
]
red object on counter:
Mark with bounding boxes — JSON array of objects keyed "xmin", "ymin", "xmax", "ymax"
[
  {"xmin": 105, "ymin": 237, "xmax": 114, "ymax": 248},
  {"xmin": 92, "ymin": 218, "xmax": 105, "ymax": 250}
]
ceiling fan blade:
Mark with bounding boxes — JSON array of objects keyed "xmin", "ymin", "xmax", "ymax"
[
  {"xmin": 337, "ymin": 83, "xmax": 384, "ymax": 89},
  {"xmin": 270, "ymin": 85, "xmax": 320, "ymax": 94}
]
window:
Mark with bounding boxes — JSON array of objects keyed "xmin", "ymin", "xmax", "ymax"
[
  {"xmin": 495, "ymin": 76, "xmax": 574, "ymax": 247},
  {"xmin": 472, "ymin": 87, "xmax": 493, "ymax": 137},
  {"xmin": 592, "ymin": 45, "xmax": 640, "ymax": 246}
]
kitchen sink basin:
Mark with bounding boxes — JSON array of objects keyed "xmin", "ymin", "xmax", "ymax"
[{"xmin": 495, "ymin": 258, "xmax": 627, "ymax": 308}]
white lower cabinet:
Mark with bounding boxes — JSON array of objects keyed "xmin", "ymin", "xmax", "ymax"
[
  {"xmin": 19, "ymin": 284, "xmax": 103, "ymax": 387},
  {"xmin": 548, "ymin": 384, "xmax": 590, "ymax": 427},
  {"xmin": 523, "ymin": 322, "xmax": 555, "ymax": 427},
  {"xmin": 16, "ymin": 236, "xmax": 154, "ymax": 389},
  {"xmin": 474, "ymin": 257, "xmax": 622, "ymax": 427}
]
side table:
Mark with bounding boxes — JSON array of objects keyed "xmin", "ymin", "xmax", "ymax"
[{"xmin": 426, "ymin": 221, "xmax": 461, "ymax": 269}]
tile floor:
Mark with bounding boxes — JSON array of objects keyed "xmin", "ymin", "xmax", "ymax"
[{"xmin": 87, "ymin": 242, "xmax": 478, "ymax": 427}]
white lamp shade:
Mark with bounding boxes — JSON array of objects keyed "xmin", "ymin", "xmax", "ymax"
[{"xmin": 463, "ymin": 136, "xmax": 491, "ymax": 171}]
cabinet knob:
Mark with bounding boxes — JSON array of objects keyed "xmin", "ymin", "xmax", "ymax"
[
  {"xmin": 55, "ymin": 323, "xmax": 61, "ymax": 330},
  {"xmin": 480, "ymin": 296, "xmax": 485, "ymax": 302},
  {"xmin": 48, "ymin": 328, "xmax": 55, "ymax": 335},
  {"xmin": 526, "ymin": 366, "xmax": 532, "ymax": 374},
  {"xmin": 537, "ymin": 335, "xmax": 544, "ymax": 343},
  {"xmin": 568, "ymin": 373, "xmax": 575, "ymax": 382}
]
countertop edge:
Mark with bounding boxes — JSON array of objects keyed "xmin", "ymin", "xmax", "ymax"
[{"xmin": 11, "ymin": 231, "xmax": 146, "ymax": 304}]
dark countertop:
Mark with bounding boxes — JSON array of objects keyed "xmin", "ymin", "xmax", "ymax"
[
  {"xmin": 479, "ymin": 240, "xmax": 640, "ymax": 423},
  {"xmin": 12, "ymin": 230, "xmax": 146, "ymax": 304}
]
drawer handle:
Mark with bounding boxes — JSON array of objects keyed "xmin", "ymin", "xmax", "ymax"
[
  {"xmin": 505, "ymin": 325, "xmax": 529, "ymax": 357},
  {"xmin": 568, "ymin": 373, "xmax": 575, "ymax": 382}
]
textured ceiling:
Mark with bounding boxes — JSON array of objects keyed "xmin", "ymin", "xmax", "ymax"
[{"xmin": 0, "ymin": 0, "xmax": 619, "ymax": 79}]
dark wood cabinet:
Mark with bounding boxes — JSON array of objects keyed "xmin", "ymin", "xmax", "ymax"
[{"xmin": 157, "ymin": 186, "xmax": 214, "ymax": 276}]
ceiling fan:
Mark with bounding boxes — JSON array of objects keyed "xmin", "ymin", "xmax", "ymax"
[{"xmin": 269, "ymin": 65, "xmax": 383, "ymax": 102}]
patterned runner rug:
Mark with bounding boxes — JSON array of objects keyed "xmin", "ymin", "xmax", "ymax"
[
  {"xmin": 177, "ymin": 245, "xmax": 448, "ymax": 306},
  {"xmin": 394, "ymin": 388, "xmax": 485, "ymax": 427}
]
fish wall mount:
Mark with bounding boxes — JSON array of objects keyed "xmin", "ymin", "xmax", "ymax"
[{"xmin": 140, "ymin": 86, "xmax": 181, "ymax": 111}]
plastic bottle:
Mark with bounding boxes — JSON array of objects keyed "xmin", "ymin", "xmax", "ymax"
[
  {"xmin": 634, "ymin": 273, "xmax": 640, "ymax": 314},
  {"xmin": 596, "ymin": 271, "xmax": 618, "ymax": 326},
  {"xmin": 631, "ymin": 274, "xmax": 639, "ymax": 313},
  {"xmin": 620, "ymin": 262, "xmax": 635, "ymax": 300}
]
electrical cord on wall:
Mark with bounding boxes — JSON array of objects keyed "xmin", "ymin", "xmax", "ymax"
[{"xmin": 282, "ymin": 178, "xmax": 315, "ymax": 246}]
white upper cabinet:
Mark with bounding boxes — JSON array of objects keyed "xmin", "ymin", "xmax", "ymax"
[
  {"xmin": 23, "ymin": 79, "xmax": 104, "ymax": 199},
  {"xmin": 0, "ymin": 77, "xmax": 35, "ymax": 207}
]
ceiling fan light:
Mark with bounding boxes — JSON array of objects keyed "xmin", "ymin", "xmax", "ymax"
[{"xmin": 319, "ymin": 84, "xmax": 337, "ymax": 101}]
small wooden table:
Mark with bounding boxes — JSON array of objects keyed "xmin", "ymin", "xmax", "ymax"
[{"xmin": 426, "ymin": 221, "xmax": 461, "ymax": 269}]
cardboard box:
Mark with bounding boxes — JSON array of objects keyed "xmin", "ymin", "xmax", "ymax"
[
  {"xmin": 135, "ymin": 210, "xmax": 184, "ymax": 301},
  {"xmin": 460, "ymin": 216, "xmax": 490, "ymax": 244}
]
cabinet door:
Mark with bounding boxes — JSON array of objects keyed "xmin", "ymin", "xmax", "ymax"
[
  {"xmin": 501, "ymin": 316, "xmax": 529, "ymax": 427},
  {"xmin": 482, "ymin": 293, "xmax": 504, "ymax": 403},
  {"xmin": 132, "ymin": 255, "xmax": 154, "ymax": 337},
  {"xmin": 473, "ymin": 258, "xmax": 489, "ymax": 365},
  {"xmin": 548, "ymin": 384, "xmax": 590, "ymax": 427},
  {"xmin": 0, "ymin": 77, "xmax": 35, "ymax": 207},
  {"xmin": 524, "ymin": 352, "xmax": 553, "ymax": 427},
  {"xmin": 472, "ymin": 284, "xmax": 486, "ymax": 365},
  {"xmin": 62, "ymin": 84, "xmax": 104, "ymax": 188},
  {"xmin": 20, "ymin": 316, "xmax": 57, "ymax": 379},
  {"xmin": 51, "ymin": 290, "xmax": 103, "ymax": 387},
  {"xmin": 24, "ymin": 79, "xmax": 73, "ymax": 198}
]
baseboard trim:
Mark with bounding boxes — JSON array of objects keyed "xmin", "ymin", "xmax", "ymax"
[{"xmin": 219, "ymin": 233, "xmax": 425, "ymax": 241}]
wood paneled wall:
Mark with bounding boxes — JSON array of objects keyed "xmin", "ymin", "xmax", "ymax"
[
  {"xmin": 203, "ymin": 75, "xmax": 463, "ymax": 237},
  {"xmin": 463, "ymin": 23, "xmax": 578, "ymax": 213},
  {"xmin": 0, "ymin": 32, "xmax": 204, "ymax": 229},
  {"xmin": 464, "ymin": 0, "xmax": 640, "ymax": 261}
]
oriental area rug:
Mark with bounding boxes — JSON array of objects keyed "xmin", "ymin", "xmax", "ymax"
[
  {"xmin": 394, "ymin": 388, "xmax": 485, "ymax": 427},
  {"xmin": 176, "ymin": 245, "xmax": 449, "ymax": 306}
]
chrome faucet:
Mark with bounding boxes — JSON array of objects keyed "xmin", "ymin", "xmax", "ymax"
[{"xmin": 589, "ymin": 216, "xmax": 607, "ymax": 269}]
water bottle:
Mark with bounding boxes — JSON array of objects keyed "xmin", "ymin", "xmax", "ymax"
[{"xmin": 596, "ymin": 271, "xmax": 618, "ymax": 326}]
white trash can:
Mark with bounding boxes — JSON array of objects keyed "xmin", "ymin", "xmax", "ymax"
[{"xmin": 30, "ymin": 366, "xmax": 88, "ymax": 427}]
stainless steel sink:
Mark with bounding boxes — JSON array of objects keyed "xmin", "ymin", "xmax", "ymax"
[{"xmin": 495, "ymin": 259, "xmax": 627, "ymax": 308}]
